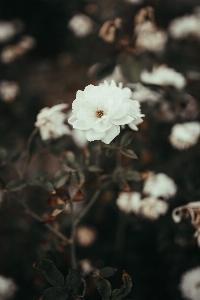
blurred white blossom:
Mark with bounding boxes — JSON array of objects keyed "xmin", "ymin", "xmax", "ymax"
[
  {"xmin": 68, "ymin": 14, "xmax": 94, "ymax": 38},
  {"xmin": 79, "ymin": 259, "xmax": 97, "ymax": 275},
  {"xmin": 140, "ymin": 197, "xmax": 168, "ymax": 220},
  {"xmin": 135, "ymin": 22, "xmax": 167, "ymax": 53},
  {"xmin": 0, "ymin": 275, "xmax": 17, "ymax": 300},
  {"xmin": 1, "ymin": 35, "xmax": 36, "ymax": 63},
  {"xmin": 123, "ymin": 0, "xmax": 144, "ymax": 4},
  {"xmin": 169, "ymin": 122, "xmax": 200, "ymax": 150},
  {"xmin": 0, "ymin": 20, "xmax": 23, "ymax": 43},
  {"xmin": 116, "ymin": 192, "xmax": 141, "ymax": 214},
  {"xmin": 131, "ymin": 83, "xmax": 161, "ymax": 103},
  {"xmin": 168, "ymin": 14, "xmax": 200, "ymax": 40},
  {"xmin": 68, "ymin": 80, "xmax": 144, "ymax": 144},
  {"xmin": 180, "ymin": 267, "xmax": 200, "ymax": 300},
  {"xmin": 0, "ymin": 81, "xmax": 20, "ymax": 102},
  {"xmin": 71, "ymin": 129, "xmax": 88, "ymax": 148},
  {"xmin": 143, "ymin": 172, "xmax": 177, "ymax": 200},
  {"xmin": 76, "ymin": 226, "xmax": 97, "ymax": 247},
  {"xmin": 140, "ymin": 65, "xmax": 186, "ymax": 89},
  {"xmin": 35, "ymin": 103, "xmax": 71, "ymax": 140}
]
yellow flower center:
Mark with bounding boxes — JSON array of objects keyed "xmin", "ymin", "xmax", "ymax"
[{"xmin": 96, "ymin": 110, "xmax": 104, "ymax": 118}]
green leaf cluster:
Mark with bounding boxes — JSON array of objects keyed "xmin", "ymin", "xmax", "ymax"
[{"xmin": 34, "ymin": 258, "xmax": 82, "ymax": 300}]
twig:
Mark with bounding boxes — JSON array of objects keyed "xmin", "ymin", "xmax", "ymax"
[
  {"xmin": 81, "ymin": 278, "xmax": 87, "ymax": 300},
  {"xmin": 70, "ymin": 199, "xmax": 77, "ymax": 269},
  {"xmin": 23, "ymin": 128, "xmax": 39, "ymax": 177}
]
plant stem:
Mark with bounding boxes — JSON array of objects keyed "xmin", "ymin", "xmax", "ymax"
[
  {"xmin": 23, "ymin": 128, "xmax": 39, "ymax": 177},
  {"xmin": 69, "ymin": 199, "xmax": 77, "ymax": 269},
  {"xmin": 81, "ymin": 278, "xmax": 87, "ymax": 299}
]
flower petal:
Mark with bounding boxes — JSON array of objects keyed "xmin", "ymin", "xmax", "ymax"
[
  {"xmin": 101, "ymin": 125, "xmax": 120, "ymax": 144},
  {"xmin": 111, "ymin": 115, "xmax": 134, "ymax": 125},
  {"xmin": 68, "ymin": 115, "xmax": 77, "ymax": 125},
  {"xmin": 85, "ymin": 129, "xmax": 105, "ymax": 141},
  {"xmin": 73, "ymin": 119, "xmax": 91, "ymax": 130}
]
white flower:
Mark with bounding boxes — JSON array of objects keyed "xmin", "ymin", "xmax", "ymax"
[
  {"xmin": 0, "ymin": 81, "xmax": 20, "ymax": 102},
  {"xmin": 140, "ymin": 197, "xmax": 168, "ymax": 220},
  {"xmin": 116, "ymin": 192, "xmax": 141, "ymax": 214},
  {"xmin": 68, "ymin": 80, "xmax": 144, "ymax": 144},
  {"xmin": 68, "ymin": 14, "xmax": 93, "ymax": 38},
  {"xmin": 35, "ymin": 103, "xmax": 71, "ymax": 140},
  {"xmin": 0, "ymin": 275, "xmax": 17, "ymax": 300},
  {"xmin": 143, "ymin": 172, "xmax": 177, "ymax": 200},
  {"xmin": 179, "ymin": 266, "xmax": 200, "ymax": 300},
  {"xmin": 135, "ymin": 22, "xmax": 167, "ymax": 53},
  {"xmin": 168, "ymin": 14, "xmax": 200, "ymax": 40},
  {"xmin": 140, "ymin": 65, "xmax": 186, "ymax": 89},
  {"xmin": 169, "ymin": 122, "xmax": 200, "ymax": 150},
  {"xmin": 123, "ymin": 0, "xmax": 144, "ymax": 4},
  {"xmin": 131, "ymin": 83, "xmax": 161, "ymax": 103},
  {"xmin": 79, "ymin": 259, "xmax": 97, "ymax": 275}
]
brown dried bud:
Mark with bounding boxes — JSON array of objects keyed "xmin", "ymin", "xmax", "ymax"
[
  {"xmin": 99, "ymin": 18, "xmax": 122, "ymax": 43},
  {"xmin": 134, "ymin": 6, "xmax": 154, "ymax": 26}
]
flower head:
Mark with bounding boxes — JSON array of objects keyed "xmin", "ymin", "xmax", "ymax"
[
  {"xmin": 116, "ymin": 192, "xmax": 141, "ymax": 214},
  {"xmin": 169, "ymin": 14, "xmax": 200, "ymax": 40},
  {"xmin": 169, "ymin": 122, "xmax": 200, "ymax": 150},
  {"xmin": 140, "ymin": 197, "xmax": 168, "ymax": 220},
  {"xmin": 0, "ymin": 275, "xmax": 17, "ymax": 300},
  {"xmin": 68, "ymin": 14, "xmax": 93, "ymax": 38},
  {"xmin": 68, "ymin": 80, "xmax": 144, "ymax": 144},
  {"xmin": 35, "ymin": 103, "xmax": 71, "ymax": 140},
  {"xmin": 179, "ymin": 266, "xmax": 200, "ymax": 300},
  {"xmin": 143, "ymin": 172, "xmax": 177, "ymax": 200},
  {"xmin": 140, "ymin": 65, "xmax": 186, "ymax": 89}
]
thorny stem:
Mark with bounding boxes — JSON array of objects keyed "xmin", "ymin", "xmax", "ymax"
[
  {"xmin": 23, "ymin": 128, "xmax": 39, "ymax": 177},
  {"xmin": 70, "ymin": 198, "xmax": 77, "ymax": 269},
  {"xmin": 14, "ymin": 192, "xmax": 71, "ymax": 245}
]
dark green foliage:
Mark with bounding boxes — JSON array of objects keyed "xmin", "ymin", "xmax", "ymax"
[
  {"xmin": 43, "ymin": 287, "xmax": 68, "ymax": 300},
  {"xmin": 52, "ymin": 170, "xmax": 69, "ymax": 189},
  {"xmin": 88, "ymin": 165, "xmax": 103, "ymax": 172},
  {"xmin": 111, "ymin": 271, "xmax": 132, "ymax": 300},
  {"xmin": 33, "ymin": 258, "xmax": 64, "ymax": 286},
  {"xmin": 29, "ymin": 177, "xmax": 55, "ymax": 193},
  {"xmin": 65, "ymin": 269, "xmax": 81, "ymax": 291},
  {"xmin": 120, "ymin": 149, "xmax": 137, "ymax": 159},
  {"xmin": 73, "ymin": 170, "xmax": 85, "ymax": 187},
  {"xmin": 6, "ymin": 179, "xmax": 27, "ymax": 191},
  {"xmin": 94, "ymin": 275, "xmax": 112, "ymax": 300},
  {"xmin": 0, "ymin": 147, "xmax": 7, "ymax": 166},
  {"xmin": 62, "ymin": 152, "xmax": 77, "ymax": 169},
  {"xmin": 99, "ymin": 267, "xmax": 117, "ymax": 278},
  {"xmin": 120, "ymin": 132, "xmax": 133, "ymax": 148}
]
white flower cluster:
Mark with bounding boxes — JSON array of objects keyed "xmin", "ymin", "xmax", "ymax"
[
  {"xmin": 68, "ymin": 14, "xmax": 94, "ymax": 38},
  {"xmin": 0, "ymin": 275, "xmax": 17, "ymax": 300},
  {"xmin": 131, "ymin": 83, "xmax": 161, "ymax": 103},
  {"xmin": 35, "ymin": 103, "xmax": 71, "ymax": 140},
  {"xmin": 116, "ymin": 173, "xmax": 177, "ymax": 220},
  {"xmin": 135, "ymin": 22, "xmax": 167, "ymax": 53},
  {"xmin": 116, "ymin": 191, "xmax": 168, "ymax": 220},
  {"xmin": 140, "ymin": 65, "xmax": 186, "ymax": 90},
  {"xmin": 168, "ymin": 13, "xmax": 200, "ymax": 40},
  {"xmin": 179, "ymin": 266, "xmax": 200, "ymax": 300},
  {"xmin": 68, "ymin": 80, "xmax": 144, "ymax": 144},
  {"xmin": 169, "ymin": 122, "xmax": 200, "ymax": 150},
  {"xmin": 143, "ymin": 172, "xmax": 177, "ymax": 200}
]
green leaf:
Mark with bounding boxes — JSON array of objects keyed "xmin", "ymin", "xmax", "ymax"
[
  {"xmin": 120, "ymin": 149, "xmax": 137, "ymax": 159},
  {"xmin": 52, "ymin": 170, "xmax": 69, "ymax": 189},
  {"xmin": 33, "ymin": 258, "xmax": 64, "ymax": 286},
  {"xmin": 0, "ymin": 147, "xmax": 7, "ymax": 160},
  {"xmin": 120, "ymin": 132, "xmax": 133, "ymax": 148},
  {"xmin": 43, "ymin": 286, "xmax": 67, "ymax": 300},
  {"xmin": 120, "ymin": 55, "xmax": 142, "ymax": 83},
  {"xmin": 94, "ymin": 275, "xmax": 112, "ymax": 300},
  {"xmin": 122, "ymin": 171, "xmax": 141, "ymax": 182},
  {"xmin": 62, "ymin": 152, "xmax": 76, "ymax": 169},
  {"xmin": 88, "ymin": 165, "xmax": 103, "ymax": 172},
  {"xmin": 111, "ymin": 271, "xmax": 132, "ymax": 300},
  {"xmin": 29, "ymin": 178, "xmax": 55, "ymax": 193},
  {"xmin": 99, "ymin": 267, "xmax": 117, "ymax": 278},
  {"xmin": 65, "ymin": 269, "xmax": 81, "ymax": 291},
  {"xmin": 6, "ymin": 179, "xmax": 27, "ymax": 191},
  {"xmin": 29, "ymin": 170, "xmax": 47, "ymax": 180},
  {"xmin": 90, "ymin": 60, "xmax": 116, "ymax": 81},
  {"xmin": 73, "ymin": 170, "xmax": 85, "ymax": 187}
]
